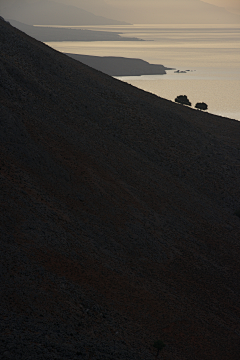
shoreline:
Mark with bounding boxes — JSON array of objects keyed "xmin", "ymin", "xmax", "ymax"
[
  {"xmin": 8, "ymin": 19, "xmax": 142, "ymax": 42},
  {"xmin": 65, "ymin": 53, "xmax": 174, "ymax": 76}
]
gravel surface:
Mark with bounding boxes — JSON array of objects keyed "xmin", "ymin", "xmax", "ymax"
[{"xmin": 0, "ymin": 17, "xmax": 240, "ymax": 360}]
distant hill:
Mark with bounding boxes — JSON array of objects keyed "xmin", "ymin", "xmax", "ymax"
[
  {"xmin": 1, "ymin": 0, "xmax": 130, "ymax": 25},
  {"xmin": 65, "ymin": 53, "xmax": 174, "ymax": 76},
  {"xmin": 68, "ymin": 0, "xmax": 240, "ymax": 24},
  {"xmin": 8, "ymin": 19, "xmax": 139, "ymax": 42}
]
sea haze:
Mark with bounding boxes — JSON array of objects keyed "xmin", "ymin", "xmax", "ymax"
[{"xmin": 46, "ymin": 24, "xmax": 240, "ymax": 120}]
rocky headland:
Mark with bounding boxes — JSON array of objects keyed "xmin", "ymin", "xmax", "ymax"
[
  {"xmin": 65, "ymin": 54, "xmax": 173, "ymax": 76},
  {"xmin": 8, "ymin": 19, "xmax": 140, "ymax": 42}
]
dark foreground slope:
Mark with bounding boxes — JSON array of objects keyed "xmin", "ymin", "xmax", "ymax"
[{"xmin": 0, "ymin": 18, "xmax": 240, "ymax": 360}]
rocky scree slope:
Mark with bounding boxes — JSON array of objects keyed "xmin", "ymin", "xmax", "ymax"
[{"xmin": 0, "ymin": 18, "xmax": 240, "ymax": 360}]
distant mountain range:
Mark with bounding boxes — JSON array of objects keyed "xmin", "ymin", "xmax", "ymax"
[
  {"xmin": 1, "ymin": 0, "xmax": 130, "ymax": 25},
  {"xmin": 63, "ymin": 0, "xmax": 240, "ymax": 24},
  {"xmin": 2, "ymin": 0, "xmax": 239, "ymax": 25}
]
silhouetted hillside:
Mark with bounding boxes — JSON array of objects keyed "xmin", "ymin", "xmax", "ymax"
[{"xmin": 0, "ymin": 17, "xmax": 240, "ymax": 360}]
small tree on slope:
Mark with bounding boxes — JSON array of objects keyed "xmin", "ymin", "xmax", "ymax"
[
  {"xmin": 195, "ymin": 102, "xmax": 208, "ymax": 111},
  {"xmin": 175, "ymin": 95, "xmax": 191, "ymax": 106}
]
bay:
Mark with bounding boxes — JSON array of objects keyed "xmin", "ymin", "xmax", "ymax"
[{"xmin": 45, "ymin": 24, "xmax": 240, "ymax": 120}]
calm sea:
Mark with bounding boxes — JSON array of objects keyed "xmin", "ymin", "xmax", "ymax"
[{"xmin": 45, "ymin": 24, "xmax": 240, "ymax": 120}]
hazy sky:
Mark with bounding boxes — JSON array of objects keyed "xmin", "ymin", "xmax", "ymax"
[
  {"xmin": 63, "ymin": 0, "xmax": 240, "ymax": 14},
  {"xmin": 2, "ymin": 0, "xmax": 239, "ymax": 11},
  {"xmin": 203, "ymin": 0, "xmax": 239, "ymax": 9},
  {"xmin": 203, "ymin": 0, "xmax": 240, "ymax": 14},
  {"xmin": 58, "ymin": 0, "xmax": 240, "ymax": 22}
]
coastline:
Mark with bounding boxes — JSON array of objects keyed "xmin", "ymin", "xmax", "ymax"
[
  {"xmin": 65, "ymin": 53, "xmax": 174, "ymax": 76},
  {"xmin": 8, "ymin": 19, "xmax": 142, "ymax": 42}
]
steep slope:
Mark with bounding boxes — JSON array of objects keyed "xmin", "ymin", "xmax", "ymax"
[{"xmin": 0, "ymin": 17, "xmax": 240, "ymax": 360}]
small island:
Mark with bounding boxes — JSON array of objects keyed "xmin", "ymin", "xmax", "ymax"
[{"xmin": 174, "ymin": 69, "xmax": 196, "ymax": 73}]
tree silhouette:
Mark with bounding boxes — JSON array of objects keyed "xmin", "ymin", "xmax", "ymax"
[
  {"xmin": 153, "ymin": 340, "xmax": 166, "ymax": 359},
  {"xmin": 195, "ymin": 102, "xmax": 208, "ymax": 111},
  {"xmin": 175, "ymin": 95, "xmax": 191, "ymax": 106}
]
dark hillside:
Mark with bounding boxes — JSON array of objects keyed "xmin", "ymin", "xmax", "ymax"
[{"xmin": 0, "ymin": 17, "xmax": 240, "ymax": 360}]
